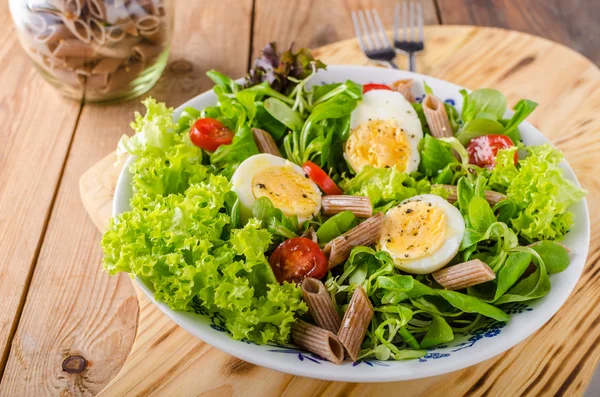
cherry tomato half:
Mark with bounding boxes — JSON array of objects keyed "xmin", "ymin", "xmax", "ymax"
[
  {"xmin": 363, "ymin": 83, "xmax": 393, "ymax": 94},
  {"xmin": 466, "ymin": 134, "xmax": 517, "ymax": 169},
  {"xmin": 189, "ymin": 118, "xmax": 234, "ymax": 152},
  {"xmin": 269, "ymin": 237, "xmax": 328, "ymax": 283},
  {"xmin": 302, "ymin": 161, "xmax": 343, "ymax": 195}
]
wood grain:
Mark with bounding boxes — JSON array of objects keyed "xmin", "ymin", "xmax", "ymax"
[
  {"xmin": 78, "ymin": 26, "xmax": 600, "ymax": 396},
  {"xmin": 437, "ymin": 0, "xmax": 600, "ymax": 65},
  {"xmin": 0, "ymin": 0, "xmax": 253, "ymax": 395},
  {"xmin": 251, "ymin": 0, "xmax": 439, "ymax": 61},
  {"xmin": 0, "ymin": 0, "xmax": 82, "ymax": 376}
]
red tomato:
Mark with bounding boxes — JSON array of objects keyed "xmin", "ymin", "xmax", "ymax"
[
  {"xmin": 189, "ymin": 118, "xmax": 234, "ymax": 151},
  {"xmin": 466, "ymin": 134, "xmax": 517, "ymax": 169},
  {"xmin": 363, "ymin": 83, "xmax": 393, "ymax": 93},
  {"xmin": 269, "ymin": 237, "xmax": 328, "ymax": 283},
  {"xmin": 302, "ymin": 161, "xmax": 343, "ymax": 195}
]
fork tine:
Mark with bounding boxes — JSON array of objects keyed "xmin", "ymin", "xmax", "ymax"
[
  {"xmin": 417, "ymin": 0, "xmax": 424, "ymax": 43},
  {"xmin": 365, "ymin": 9, "xmax": 383, "ymax": 49},
  {"xmin": 402, "ymin": 0, "xmax": 408, "ymax": 41},
  {"xmin": 357, "ymin": 10, "xmax": 374, "ymax": 50},
  {"xmin": 410, "ymin": 0, "xmax": 416, "ymax": 41},
  {"xmin": 372, "ymin": 9, "xmax": 393, "ymax": 48},
  {"xmin": 351, "ymin": 11, "xmax": 368, "ymax": 52},
  {"xmin": 393, "ymin": 2, "xmax": 400, "ymax": 42}
]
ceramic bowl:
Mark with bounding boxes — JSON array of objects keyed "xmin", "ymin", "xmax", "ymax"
[{"xmin": 113, "ymin": 65, "xmax": 590, "ymax": 382}]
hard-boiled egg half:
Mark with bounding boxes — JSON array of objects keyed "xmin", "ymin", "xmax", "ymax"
[
  {"xmin": 231, "ymin": 153, "xmax": 322, "ymax": 224},
  {"xmin": 344, "ymin": 89, "xmax": 423, "ymax": 174},
  {"xmin": 378, "ymin": 194, "xmax": 465, "ymax": 274}
]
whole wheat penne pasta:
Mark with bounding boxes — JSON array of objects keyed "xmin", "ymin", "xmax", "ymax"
[
  {"xmin": 432, "ymin": 259, "xmax": 496, "ymax": 290},
  {"xmin": 91, "ymin": 57, "xmax": 124, "ymax": 74},
  {"xmin": 135, "ymin": 15, "xmax": 160, "ymax": 31},
  {"xmin": 338, "ymin": 286, "xmax": 373, "ymax": 361},
  {"xmin": 87, "ymin": 0, "xmax": 106, "ymax": 19},
  {"xmin": 391, "ymin": 79, "xmax": 415, "ymax": 103},
  {"xmin": 252, "ymin": 128, "xmax": 281, "ymax": 156},
  {"xmin": 301, "ymin": 278, "xmax": 341, "ymax": 334},
  {"xmin": 34, "ymin": 24, "xmax": 73, "ymax": 44},
  {"xmin": 435, "ymin": 184, "xmax": 507, "ymax": 206},
  {"xmin": 89, "ymin": 18, "xmax": 107, "ymax": 44},
  {"xmin": 132, "ymin": 43, "xmax": 163, "ymax": 64},
  {"xmin": 423, "ymin": 94, "xmax": 453, "ymax": 138},
  {"xmin": 301, "ymin": 227, "xmax": 318, "ymax": 243},
  {"xmin": 323, "ymin": 212, "xmax": 383, "ymax": 270},
  {"xmin": 63, "ymin": 56, "xmax": 89, "ymax": 69},
  {"xmin": 64, "ymin": 0, "xmax": 85, "ymax": 17},
  {"xmin": 291, "ymin": 320, "xmax": 344, "ymax": 365},
  {"xmin": 154, "ymin": 4, "xmax": 166, "ymax": 17},
  {"xmin": 52, "ymin": 38, "xmax": 96, "ymax": 57},
  {"xmin": 140, "ymin": 26, "xmax": 165, "ymax": 44},
  {"xmin": 104, "ymin": 60, "xmax": 144, "ymax": 92},
  {"xmin": 106, "ymin": 25, "xmax": 126, "ymax": 42},
  {"xmin": 121, "ymin": 20, "xmax": 140, "ymax": 36},
  {"xmin": 95, "ymin": 37, "xmax": 139, "ymax": 58},
  {"xmin": 61, "ymin": 16, "xmax": 91, "ymax": 43},
  {"xmin": 322, "ymin": 195, "xmax": 372, "ymax": 218}
]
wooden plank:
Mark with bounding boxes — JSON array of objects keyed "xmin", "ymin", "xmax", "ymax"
[
  {"xmin": 436, "ymin": 0, "xmax": 600, "ymax": 65},
  {"xmin": 79, "ymin": 27, "xmax": 600, "ymax": 396},
  {"xmin": 0, "ymin": 0, "xmax": 253, "ymax": 395},
  {"xmin": 0, "ymin": 1, "xmax": 82, "ymax": 375},
  {"xmin": 251, "ymin": 0, "xmax": 439, "ymax": 61}
]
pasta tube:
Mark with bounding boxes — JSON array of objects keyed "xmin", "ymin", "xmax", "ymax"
[
  {"xmin": 301, "ymin": 278, "xmax": 341, "ymax": 334},
  {"xmin": 422, "ymin": 94, "xmax": 453, "ymax": 138},
  {"xmin": 432, "ymin": 259, "xmax": 496, "ymax": 290},
  {"xmin": 338, "ymin": 286, "xmax": 373, "ymax": 361},
  {"xmin": 321, "ymin": 195, "xmax": 372, "ymax": 218},
  {"xmin": 291, "ymin": 320, "xmax": 345, "ymax": 365},
  {"xmin": 324, "ymin": 213, "xmax": 383, "ymax": 270}
]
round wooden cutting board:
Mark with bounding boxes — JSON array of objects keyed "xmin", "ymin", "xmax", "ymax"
[{"xmin": 80, "ymin": 26, "xmax": 600, "ymax": 396}]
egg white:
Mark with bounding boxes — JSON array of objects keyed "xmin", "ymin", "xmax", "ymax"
[
  {"xmin": 231, "ymin": 153, "xmax": 322, "ymax": 225},
  {"xmin": 379, "ymin": 194, "xmax": 465, "ymax": 274},
  {"xmin": 345, "ymin": 90, "xmax": 423, "ymax": 174}
]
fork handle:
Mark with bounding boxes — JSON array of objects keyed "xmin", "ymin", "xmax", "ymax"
[
  {"xmin": 386, "ymin": 61, "xmax": 399, "ymax": 69},
  {"xmin": 408, "ymin": 53, "xmax": 416, "ymax": 72}
]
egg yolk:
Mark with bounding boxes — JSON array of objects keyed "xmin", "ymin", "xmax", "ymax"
[
  {"xmin": 344, "ymin": 119, "xmax": 412, "ymax": 174},
  {"xmin": 381, "ymin": 200, "xmax": 447, "ymax": 259},
  {"xmin": 252, "ymin": 166, "xmax": 320, "ymax": 219}
]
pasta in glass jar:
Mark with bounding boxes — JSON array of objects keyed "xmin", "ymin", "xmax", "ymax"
[{"xmin": 9, "ymin": 0, "xmax": 173, "ymax": 102}]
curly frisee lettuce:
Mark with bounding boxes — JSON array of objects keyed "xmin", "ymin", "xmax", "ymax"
[{"xmin": 102, "ymin": 99, "xmax": 307, "ymax": 345}]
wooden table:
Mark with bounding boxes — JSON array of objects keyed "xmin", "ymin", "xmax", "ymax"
[{"xmin": 0, "ymin": 1, "xmax": 598, "ymax": 396}]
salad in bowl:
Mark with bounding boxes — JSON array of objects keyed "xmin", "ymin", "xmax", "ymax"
[{"xmin": 101, "ymin": 44, "xmax": 588, "ymax": 381}]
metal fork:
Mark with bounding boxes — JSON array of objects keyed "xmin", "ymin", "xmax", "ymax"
[
  {"xmin": 351, "ymin": 8, "xmax": 398, "ymax": 69},
  {"xmin": 394, "ymin": 0, "xmax": 425, "ymax": 72}
]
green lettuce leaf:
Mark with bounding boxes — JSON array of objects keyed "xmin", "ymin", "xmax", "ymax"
[
  {"xmin": 316, "ymin": 211, "xmax": 358, "ymax": 243},
  {"xmin": 490, "ymin": 144, "xmax": 586, "ymax": 241},
  {"xmin": 340, "ymin": 166, "xmax": 431, "ymax": 210},
  {"xmin": 419, "ymin": 135, "xmax": 458, "ymax": 176},
  {"xmin": 252, "ymin": 197, "xmax": 299, "ymax": 241}
]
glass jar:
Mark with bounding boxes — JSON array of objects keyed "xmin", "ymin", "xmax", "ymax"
[{"xmin": 9, "ymin": 0, "xmax": 173, "ymax": 102}]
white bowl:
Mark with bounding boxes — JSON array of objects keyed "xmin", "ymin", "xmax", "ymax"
[{"xmin": 113, "ymin": 65, "xmax": 590, "ymax": 382}]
